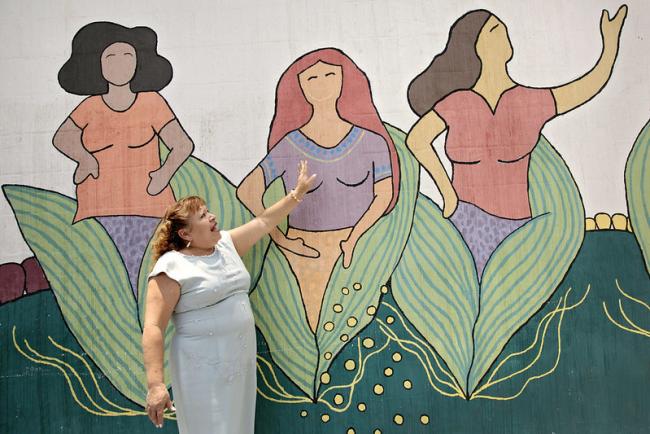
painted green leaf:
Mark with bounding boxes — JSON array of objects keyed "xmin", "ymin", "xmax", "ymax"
[
  {"xmin": 469, "ymin": 135, "xmax": 584, "ymax": 393},
  {"xmin": 250, "ymin": 124, "xmax": 418, "ymax": 398},
  {"xmin": 625, "ymin": 119, "xmax": 650, "ymax": 276},
  {"xmin": 391, "ymin": 193, "xmax": 478, "ymax": 394},
  {"xmin": 3, "ymin": 185, "xmax": 148, "ymax": 405},
  {"xmin": 392, "ymin": 135, "xmax": 584, "ymax": 396}
]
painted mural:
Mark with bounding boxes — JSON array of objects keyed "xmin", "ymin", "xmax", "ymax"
[{"xmin": 1, "ymin": 3, "xmax": 649, "ymax": 434}]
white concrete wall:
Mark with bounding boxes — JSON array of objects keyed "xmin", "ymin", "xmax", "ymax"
[{"xmin": 1, "ymin": 0, "xmax": 648, "ymax": 263}]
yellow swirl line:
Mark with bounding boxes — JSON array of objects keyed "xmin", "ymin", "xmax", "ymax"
[
  {"xmin": 12, "ymin": 326, "xmax": 175, "ymax": 420},
  {"xmin": 477, "ymin": 296, "xmax": 564, "ymax": 392},
  {"xmin": 13, "ymin": 327, "xmax": 140, "ymax": 417},
  {"xmin": 377, "ymin": 320, "xmax": 462, "ymax": 398},
  {"xmin": 471, "ymin": 292, "xmax": 570, "ymax": 401},
  {"xmin": 256, "ymin": 388, "xmax": 312, "ymax": 404},
  {"xmin": 615, "ymin": 279, "xmax": 650, "ymax": 311},
  {"xmin": 618, "ymin": 300, "xmax": 650, "ymax": 336},
  {"xmin": 47, "ymin": 336, "xmax": 137, "ymax": 413},
  {"xmin": 255, "ymin": 355, "xmax": 299, "ymax": 399},
  {"xmin": 473, "ymin": 285, "xmax": 589, "ymax": 397},
  {"xmin": 604, "ymin": 303, "xmax": 650, "ymax": 338},
  {"xmin": 381, "ymin": 301, "xmax": 462, "ymax": 392}
]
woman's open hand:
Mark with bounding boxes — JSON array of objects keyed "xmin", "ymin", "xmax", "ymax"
[{"xmin": 293, "ymin": 160, "xmax": 317, "ymax": 199}]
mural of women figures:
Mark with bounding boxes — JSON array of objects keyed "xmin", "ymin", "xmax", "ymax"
[
  {"xmin": 237, "ymin": 48, "xmax": 400, "ymax": 332},
  {"xmin": 52, "ymin": 22, "xmax": 195, "ymax": 297},
  {"xmin": 406, "ymin": 6, "xmax": 627, "ymax": 280}
]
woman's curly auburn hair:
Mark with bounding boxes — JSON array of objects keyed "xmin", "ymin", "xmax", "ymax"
[{"xmin": 151, "ymin": 196, "xmax": 206, "ymax": 263}]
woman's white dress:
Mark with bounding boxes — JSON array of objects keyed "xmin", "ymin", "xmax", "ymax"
[{"xmin": 149, "ymin": 231, "xmax": 255, "ymax": 434}]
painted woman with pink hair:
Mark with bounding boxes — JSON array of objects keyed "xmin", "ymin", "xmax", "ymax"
[{"xmin": 237, "ymin": 48, "xmax": 400, "ymax": 332}]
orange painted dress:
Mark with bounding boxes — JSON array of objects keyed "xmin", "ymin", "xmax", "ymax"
[{"xmin": 69, "ymin": 91, "xmax": 176, "ymax": 222}]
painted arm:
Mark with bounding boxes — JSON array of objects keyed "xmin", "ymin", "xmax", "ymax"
[
  {"xmin": 340, "ymin": 177, "xmax": 393, "ymax": 268},
  {"xmin": 52, "ymin": 118, "xmax": 99, "ymax": 184},
  {"xmin": 147, "ymin": 120, "xmax": 195, "ymax": 196},
  {"xmin": 142, "ymin": 274, "xmax": 180, "ymax": 429},
  {"xmin": 406, "ymin": 110, "xmax": 458, "ymax": 218},
  {"xmin": 552, "ymin": 5, "xmax": 627, "ymax": 115},
  {"xmin": 234, "ymin": 162, "xmax": 319, "ymax": 257}
]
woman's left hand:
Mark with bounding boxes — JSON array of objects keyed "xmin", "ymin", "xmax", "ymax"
[
  {"xmin": 145, "ymin": 382, "xmax": 175, "ymax": 428},
  {"xmin": 293, "ymin": 160, "xmax": 317, "ymax": 199},
  {"xmin": 147, "ymin": 169, "xmax": 171, "ymax": 196}
]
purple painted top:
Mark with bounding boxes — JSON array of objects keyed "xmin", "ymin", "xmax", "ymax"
[{"xmin": 260, "ymin": 126, "xmax": 393, "ymax": 231}]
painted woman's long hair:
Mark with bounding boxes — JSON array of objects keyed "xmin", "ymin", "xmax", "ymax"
[
  {"xmin": 268, "ymin": 48, "xmax": 400, "ymax": 212},
  {"xmin": 407, "ymin": 10, "xmax": 492, "ymax": 116}
]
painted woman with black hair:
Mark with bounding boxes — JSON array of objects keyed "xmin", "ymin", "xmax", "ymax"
[{"xmin": 53, "ymin": 22, "xmax": 195, "ymax": 297}]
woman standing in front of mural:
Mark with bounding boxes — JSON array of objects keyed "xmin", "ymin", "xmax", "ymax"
[
  {"xmin": 406, "ymin": 6, "xmax": 627, "ymax": 279},
  {"xmin": 53, "ymin": 22, "xmax": 195, "ymax": 297},
  {"xmin": 142, "ymin": 162, "xmax": 316, "ymax": 433},
  {"xmin": 237, "ymin": 48, "xmax": 400, "ymax": 332}
]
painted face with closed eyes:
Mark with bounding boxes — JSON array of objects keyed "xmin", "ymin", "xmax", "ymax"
[
  {"xmin": 298, "ymin": 61, "xmax": 343, "ymax": 104},
  {"xmin": 101, "ymin": 42, "xmax": 137, "ymax": 86}
]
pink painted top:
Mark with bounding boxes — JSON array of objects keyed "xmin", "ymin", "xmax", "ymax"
[{"xmin": 433, "ymin": 86, "xmax": 556, "ymax": 219}]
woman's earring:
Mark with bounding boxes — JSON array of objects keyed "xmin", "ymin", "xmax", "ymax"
[{"xmin": 187, "ymin": 240, "xmax": 192, "ymax": 248}]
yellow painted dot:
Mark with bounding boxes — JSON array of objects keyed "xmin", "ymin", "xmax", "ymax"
[
  {"xmin": 321, "ymin": 414, "xmax": 330, "ymax": 423},
  {"xmin": 323, "ymin": 321, "xmax": 334, "ymax": 332},
  {"xmin": 380, "ymin": 285, "xmax": 388, "ymax": 294},
  {"xmin": 342, "ymin": 287, "xmax": 350, "ymax": 295},
  {"xmin": 340, "ymin": 334, "xmax": 349, "ymax": 342},
  {"xmin": 392, "ymin": 352, "xmax": 402, "ymax": 362},
  {"xmin": 347, "ymin": 429, "xmax": 356, "ymax": 434},
  {"xmin": 373, "ymin": 430, "xmax": 382, "ymax": 434},
  {"xmin": 403, "ymin": 380, "xmax": 412, "ymax": 389},
  {"xmin": 362, "ymin": 338, "xmax": 375, "ymax": 349},
  {"xmin": 300, "ymin": 410, "xmax": 308, "ymax": 417},
  {"xmin": 353, "ymin": 282, "xmax": 362, "ymax": 291},
  {"xmin": 333, "ymin": 304, "xmax": 343, "ymax": 313},
  {"xmin": 357, "ymin": 402, "xmax": 366, "ymax": 412},
  {"xmin": 324, "ymin": 352, "xmax": 332, "ymax": 360},
  {"xmin": 344, "ymin": 359, "xmax": 356, "ymax": 371},
  {"xmin": 420, "ymin": 414, "xmax": 430, "ymax": 424},
  {"xmin": 334, "ymin": 394, "xmax": 344, "ymax": 405},
  {"xmin": 347, "ymin": 317, "xmax": 358, "ymax": 327},
  {"xmin": 366, "ymin": 305, "xmax": 377, "ymax": 315},
  {"xmin": 373, "ymin": 384, "xmax": 384, "ymax": 395},
  {"xmin": 394, "ymin": 414, "xmax": 404, "ymax": 425},
  {"xmin": 386, "ymin": 316, "xmax": 395, "ymax": 324},
  {"xmin": 321, "ymin": 372, "xmax": 330, "ymax": 384},
  {"xmin": 384, "ymin": 367, "xmax": 393, "ymax": 377}
]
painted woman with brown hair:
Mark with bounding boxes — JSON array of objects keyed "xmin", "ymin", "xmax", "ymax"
[{"xmin": 406, "ymin": 6, "xmax": 627, "ymax": 279}]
